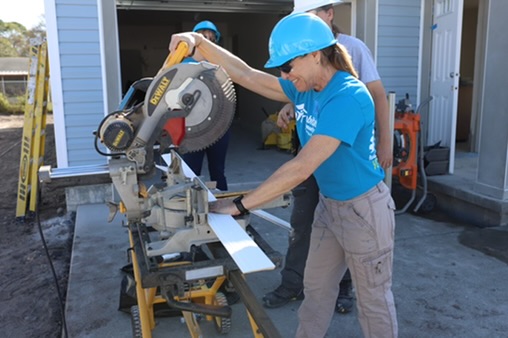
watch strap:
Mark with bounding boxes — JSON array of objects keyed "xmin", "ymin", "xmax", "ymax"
[{"xmin": 233, "ymin": 195, "xmax": 249, "ymax": 215}]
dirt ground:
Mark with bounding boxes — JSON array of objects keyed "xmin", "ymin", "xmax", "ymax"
[{"xmin": 0, "ymin": 113, "xmax": 74, "ymax": 337}]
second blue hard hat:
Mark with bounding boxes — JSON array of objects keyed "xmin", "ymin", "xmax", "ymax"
[
  {"xmin": 264, "ymin": 13, "xmax": 337, "ymax": 68},
  {"xmin": 193, "ymin": 20, "xmax": 221, "ymax": 43}
]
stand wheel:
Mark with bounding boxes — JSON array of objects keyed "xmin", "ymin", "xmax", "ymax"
[
  {"xmin": 130, "ymin": 305, "xmax": 143, "ymax": 338},
  {"xmin": 213, "ymin": 291, "xmax": 232, "ymax": 334},
  {"xmin": 419, "ymin": 193, "xmax": 437, "ymax": 213}
]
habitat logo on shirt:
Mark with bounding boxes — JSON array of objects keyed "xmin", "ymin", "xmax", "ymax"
[{"xmin": 294, "ymin": 103, "xmax": 317, "ymax": 137}]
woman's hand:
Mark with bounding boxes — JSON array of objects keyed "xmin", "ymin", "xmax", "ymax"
[
  {"xmin": 376, "ymin": 138, "xmax": 393, "ymax": 169},
  {"xmin": 277, "ymin": 103, "xmax": 295, "ymax": 130},
  {"xmin": 209, "ymin": 198, "xmax": 240, "ymax": 216},
  {"xmin": 169, "ymin": 32, "xmax": 205, "ymax": 61}
]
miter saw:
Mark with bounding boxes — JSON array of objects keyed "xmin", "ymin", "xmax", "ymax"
[
  {"xmin": 95, "ymin": 54, "xmax": 241, "ymax": 257},
  {"xmin": 95, "ymin": 46, "xmax": 290, "ymax": 258}
]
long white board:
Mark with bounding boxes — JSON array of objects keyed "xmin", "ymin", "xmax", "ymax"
[{"xmin": 160, "ymin": 153, "xmax": 275, "ymax": 274}]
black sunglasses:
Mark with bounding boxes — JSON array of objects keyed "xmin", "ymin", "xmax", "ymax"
[
  {"xmin": 278, "ymin": 60, "xmax": 294, "ymax": 74},
  {"xmin": 278, "ymin": 54, "xmax": 307, "ymax": 74}
]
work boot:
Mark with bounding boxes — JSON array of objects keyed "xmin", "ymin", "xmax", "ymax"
[
  {"xmin": 262, "ymin": 285, "xmax": 304, "ymax": 308},
  {"xmin": 336, "ymin": 278, "xmax": 354, "ymax": 314}
]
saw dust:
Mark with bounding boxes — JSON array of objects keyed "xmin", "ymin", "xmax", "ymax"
[{"xmin": 0, "ymin": 113, "xmax": 75, "ymax": 337}]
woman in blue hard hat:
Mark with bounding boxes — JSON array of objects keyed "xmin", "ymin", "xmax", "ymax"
[
  {"xmin": 169, "ymin": 12, "xmax": 397, "ymax": 338},
  {"xmin": 264, "ymin": 0, "xmax": 392, "ymax": 316},
  {"xmin": 181, "ymin": 20, "xmax": 231, "ymax": 191}
]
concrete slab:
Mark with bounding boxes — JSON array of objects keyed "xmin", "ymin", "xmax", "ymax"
[
  {"xmin": 428, "ymin": 152, "xmax": 508, "ymax": 227},
  {"xmin": 65, "ymin": 184, "xmax": 113, "ymax": 212},
  {"xmin": 68, "ymin": 204, "xmax": 508, "ymax": 337},
  {"xmin": 65, "ymin": 204, "xmax": 130, "ymax": 337},
  {"xmin": 65, "ymin": 123, "xmax": 508, "ymax": 337}
]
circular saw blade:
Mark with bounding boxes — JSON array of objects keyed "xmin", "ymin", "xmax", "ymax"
[
  {"xmin": 180, "ymin": 64, "xmax": 237, "ymax": 153},
  {"xmin": 146, "ymin": 62, "xmax": 236, "ymax": 154}
]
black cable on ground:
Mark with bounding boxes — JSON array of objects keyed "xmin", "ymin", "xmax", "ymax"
[
  {"xmin": 0, "ymin": 140, "xmax": 21, "ymax": 159},
  {"xmin": 35, "ymin": 187, "xmax": 69, "ymax": 338}
]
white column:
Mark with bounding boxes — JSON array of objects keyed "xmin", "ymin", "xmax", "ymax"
[{"xmin": 474, "ymin": 0, "xmax": 508, "ymax": 201}]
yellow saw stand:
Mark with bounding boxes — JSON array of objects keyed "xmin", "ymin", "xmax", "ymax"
[{"xmin": 127, "ymin": 217, "xmax": 284, "ymax": 338}]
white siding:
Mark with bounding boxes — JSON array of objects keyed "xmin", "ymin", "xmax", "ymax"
[
  {"xmin": 378, "ymin": 0, "xmax": 422, "ymax": 103},
  {"xmin": 48, "ymin": 0, "xmax": 106, "ymax": 167}
]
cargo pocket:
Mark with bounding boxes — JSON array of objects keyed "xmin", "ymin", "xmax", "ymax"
[{"xmin": 361, "ymin": 248, "xmax": 393, "ymax": 288}]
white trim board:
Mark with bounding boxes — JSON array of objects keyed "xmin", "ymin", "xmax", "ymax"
[
  {"xmin": 160, "ymin": 153, "xmax": 275, "ymax": 274},
  {"xmin": 44, "ymin": 0, "xmax": 68, "ymax": 167}
]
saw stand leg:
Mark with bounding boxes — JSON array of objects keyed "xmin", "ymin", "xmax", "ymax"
[
  {"xmin": 228, "ymin": 270, "xmax": 282, "ymax": 338},
  {"xmin": 129, "ymin": 230, "xmax": 155, "ymax": 338}
]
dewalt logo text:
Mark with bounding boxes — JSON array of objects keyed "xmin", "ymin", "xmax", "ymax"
[{"xmin": 150, "ymin": 77, "xmax": 171, "ymax": 105}]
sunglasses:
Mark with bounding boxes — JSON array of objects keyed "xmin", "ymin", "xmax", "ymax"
[
  {"xmin": 278, "ymin": 60, "xmax": 294, "ymax": 74},
  {"xmin": 277, "ymin": 54, "xmax": 307, "ymax": 74}
]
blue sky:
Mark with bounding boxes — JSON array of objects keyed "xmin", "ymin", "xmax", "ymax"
[{"xmin": 0, "ymin": 0, "xmax": 45, "ymax": 29}]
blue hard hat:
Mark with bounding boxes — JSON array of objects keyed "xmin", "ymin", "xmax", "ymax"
[
  {"xmin": 193, "ymin": 20, "xmax": 221, "ymax": 43},
  {"xmin": 264, "ymin": 13, "xmax": 337, "ymax": 68}
]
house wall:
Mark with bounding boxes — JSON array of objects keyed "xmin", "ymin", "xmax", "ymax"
[
  {"xmin": 378, "ymin": 0, "xmax": 422, "ymax": 104},
  {"xmin": 45, "ymin": 0, "xmax": 107, "ymax": 167}
]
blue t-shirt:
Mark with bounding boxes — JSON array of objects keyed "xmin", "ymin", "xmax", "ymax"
[
  {"xmin": 279, "ymin": 71, "xmax": 384, "ymax": 200},
  {"xmin": 182, "ymin": 57, "xmax": 198, "ymax": 64}
]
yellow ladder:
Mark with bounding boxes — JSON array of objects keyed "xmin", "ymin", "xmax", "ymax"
[{"xmin": 16, "ymin": 40, "xmax": 50, "ymax": 218}]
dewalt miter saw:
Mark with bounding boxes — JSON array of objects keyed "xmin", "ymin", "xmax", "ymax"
[
  {"xmin": 96, "ymin": 42, "xmax": 290, "ymax": 259},
  {"xmin": 95, "ymin": 43, "xmax": 240, "ymax": 255}
]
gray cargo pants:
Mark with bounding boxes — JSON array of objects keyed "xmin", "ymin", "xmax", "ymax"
[{"xmin": 296, "ymin": 182, "xmax": 398, "ymax": 338}]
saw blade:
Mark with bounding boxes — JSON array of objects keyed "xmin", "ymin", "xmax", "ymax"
[
  {"xmin": 145, "ymin": 62, "xmax": 236, "ymax": 154},
  {"xmin": 180, "ymin": 64, "xmax": 236, "ymax": 153}
]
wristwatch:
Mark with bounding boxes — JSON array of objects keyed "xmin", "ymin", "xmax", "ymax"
[{"xmin": 233, "ymin": 195, "xmax": 250, "ymax": 216}]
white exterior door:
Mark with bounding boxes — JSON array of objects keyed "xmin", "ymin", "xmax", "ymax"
[{"xmin": 428, "ymin": 0, "xmax": 464, "ymax": 173}]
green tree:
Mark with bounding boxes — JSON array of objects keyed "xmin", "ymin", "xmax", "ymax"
[
  {"xmin": 0, "ymin": 20, "xmax": 46, "ymax": 57},
  {"xmin": 0, "ymin": 37, "xmax": 18, "ymax": 57}
]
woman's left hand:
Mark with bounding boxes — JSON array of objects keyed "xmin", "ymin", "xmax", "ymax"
[
  {"xmin": 169, "ymin": 32, "xmax": 204, "ymax": 60},
  {"xmin": 209, "ymin": 198, "xmax": 239, "ymax": 215}
]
